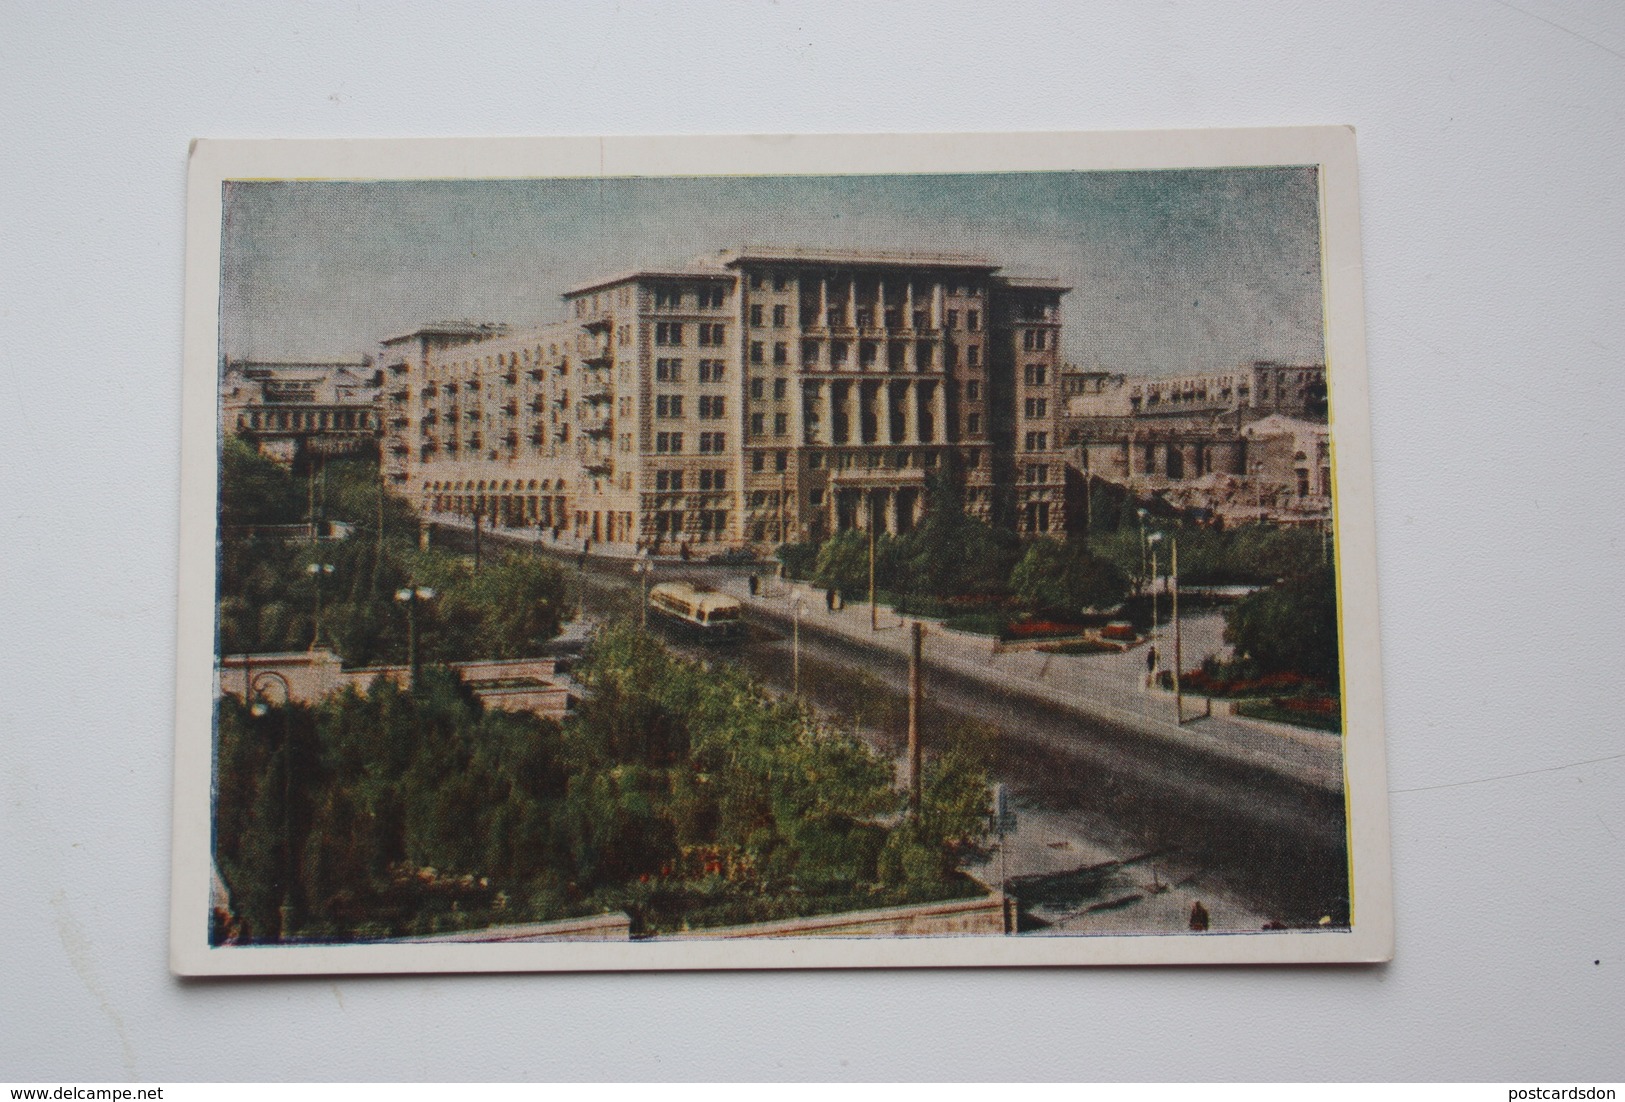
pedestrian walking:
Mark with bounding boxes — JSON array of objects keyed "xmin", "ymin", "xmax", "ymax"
[{"xmin": 1189, "ymin": 900, "xmax": 1210, "ymax": 932}]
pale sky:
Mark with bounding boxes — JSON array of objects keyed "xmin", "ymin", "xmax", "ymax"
[{"xmin": 221, "ymin": 168, "xmax": 1325, "ymax": 377}]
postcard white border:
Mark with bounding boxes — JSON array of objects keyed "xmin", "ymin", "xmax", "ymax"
[{"xmin": 173, "ymin": 128, "xmax": 1391, "ymax": 975}]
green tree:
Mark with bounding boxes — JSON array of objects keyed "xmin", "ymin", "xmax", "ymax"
[
  {"xmin": 813, "ymin": 529, "xmax": 875, "ymax": 597},
  {"xmin": 219, "ymin": 435, "xmax": 305, "ymax": 528},
  {"xmin": 1224, "ymin": 565, "xmax": 1341, "ymax": 680},
  {"xmin": 1010, "ymin": 538, "xmax": 1129, "ymax": 615},
  {"xmin": 894, "ymin": 475, "xmax": 1022, "ymax": 600}
]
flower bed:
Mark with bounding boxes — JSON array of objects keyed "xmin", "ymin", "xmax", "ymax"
[
  {"xmin": 1180, "ymin": 666, "xmax": 1321, "ymax": 698},
  {"xmin": 1004, "ymin": 619, "xmax": 1085, "ymax": 640}
]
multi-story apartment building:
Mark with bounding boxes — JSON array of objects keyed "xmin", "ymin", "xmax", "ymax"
[{"xmin": 378, "ymin": 248, "xmax": 1069, "ymax": 552}]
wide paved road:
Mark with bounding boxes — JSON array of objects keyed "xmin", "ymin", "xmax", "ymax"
[{"xmin": 448, "ymin": 530, "xmax": 1352, "ymax": 930}]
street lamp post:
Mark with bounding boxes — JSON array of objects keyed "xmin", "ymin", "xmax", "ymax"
[
  {"xmin": 248, "ymin": 670, "xmax": 295, "ymax": 941},
  {"xmin": 306, "ymin": 561, "xmax": 334, "ymax": 650},
  {"xmin": 1172, "ymin": 535, "xmax": 1184, "ymax": 723},
  {"xmin": 394, "ymin": 586, "xmax": 437, "ymax": 690},
  {"xmin": 1136, "ymin": 507, "xmax": 1150, "ymax": 597}
]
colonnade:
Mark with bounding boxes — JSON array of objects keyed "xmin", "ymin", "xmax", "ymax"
[
  {"xmin": 1128, "ymin": 438, "xmax": 1245, "ymax": 481},
  {"xmin": 810, "ymin": 276, "xmax": 950, "ymax": 332},
  {"xmin": 429, "ymin": 492, "xmax": 572, "ymax": 531},
  {"xmin": 803, "ymin": 379, "xmax": 948, "ymax": 446},
  {"xmin": 830, "ymin": 485, "xmax": 924, "ymax": 536}
]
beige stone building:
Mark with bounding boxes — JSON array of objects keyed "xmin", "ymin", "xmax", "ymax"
[
  {"xmin": 1059, "ymin": 362, "xmax": 1331, "ymax": 524},
  {"xmin": 222, "ymin": 359, "xmax": 382, "ymax": 465},
  {"xmin": 379, "ymin": 248, "xmax": 1071, "ymax": 551}
]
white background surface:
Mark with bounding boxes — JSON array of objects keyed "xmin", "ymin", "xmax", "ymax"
[{"xmin": 2, "ymin": 0, "xmax": 1620, "ymax": 1082}]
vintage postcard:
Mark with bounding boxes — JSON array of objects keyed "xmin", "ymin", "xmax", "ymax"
[{"xmin": 172, "ymin": 129, "xmax": 1391, "ymax": 974}]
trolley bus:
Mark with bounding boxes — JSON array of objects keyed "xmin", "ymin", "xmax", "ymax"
[{"xmin": 646, "ymin": 581, "xmax": 745, "ymax": 642}]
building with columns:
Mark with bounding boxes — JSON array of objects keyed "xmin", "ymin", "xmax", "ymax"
[
  {"xmin": 378, "ymin": 247, "xmax": 1070, "ymax": 552},
  {"xmin": 222, "ymin": 359, "xmax": 382, "ymax": 466},
  {"xmin": 1059, "ymin": 362, "xmax": 1331, "ymax": 524}
]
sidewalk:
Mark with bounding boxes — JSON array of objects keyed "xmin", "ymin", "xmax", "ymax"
[{"xmin": 718, "ymin": 573, "xmax": 1346, "ymax": 794}]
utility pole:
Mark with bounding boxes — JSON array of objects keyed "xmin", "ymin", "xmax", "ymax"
[
  {"xmin": 1172, "ymin": 538, "xmax": 1184, "ymax": 723},
  {"xmin": 372, "ymin": 458, "xmax": 385, "ymax": 596},
  {"xmin": 868, "ymin": 492, "xmax": 878, "ymax": 632},
  {"xmin": 1148, "ymin": 533, "xmax": 1163, "ymax": 680},
  {"xmin": 1084, "ymin": 467, "xmax": 1093, "ymax": 549},
  {"xmin": 907, "ymin": 620, "xmax": 923, "ymax": 817},
  {"xmin": 472, "ymin": 506, "xmax": 482, "ymax": 570}
]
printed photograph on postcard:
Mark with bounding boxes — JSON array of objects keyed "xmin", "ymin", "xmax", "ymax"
[{"xmin": 171, "ymin": 130, "xmax": 1391, "ymax": 973}]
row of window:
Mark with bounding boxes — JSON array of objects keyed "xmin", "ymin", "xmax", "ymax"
[
  {"xmin": 654, "ymin": 322, "xmax": 727, "ymax": 346},
  {"xmin": 1020, "ymin": 329, "xmax": 1053, "ymax": 351},
  {"xmin": 240, "ymin": 409, "xmax": 372, "ymax": 431},
  {"xmin": 654, "ymin": 395, "xmax": 729, "ymax": 420},
  {"xmin": 803, "ymin": 450, "xmax": 954, "ymax": 472},
  {"xmin": 753, "ymin": 304, "xmax": 984, "ymax": 332},
  {"xmin": 653, "ymin": 286, "xmax": 728, "ymax": 309},
  {"xmin": 653, "ymin": 468, "xmax": 730, "ymax": 492},
  {"xmin": 748, "ymin": 412, "xmax": 791, "ymax": 437},
  {"xmin": 652, "ymin": 510, "xmax": 730, "ymax": 537},
  {"xmin": 654, "ymin": 431, "xmax": 729, "ymax": 454},
  {"xmin": 654, "ymin": 357, "xmax": 729, "ymax": 383}
]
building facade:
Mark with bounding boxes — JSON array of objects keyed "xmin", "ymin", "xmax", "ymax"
[
  {"xmin": 222, "ymin": 359, "xmax": 383, "ymax": 465},
  {"xmin": 1059, "ymin": 362, "xmax": 1331, "ymax": 524},
  {"xmin": 379, "ymin": 248, "xmax": 1071, "ymax": 551}
]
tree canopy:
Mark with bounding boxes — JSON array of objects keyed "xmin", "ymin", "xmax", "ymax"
[{"xmin": 213, "ymin": 627, "xmax": 991, "ymax": 943}]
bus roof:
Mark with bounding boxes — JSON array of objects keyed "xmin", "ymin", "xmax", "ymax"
[{"xmin": 650, "ymin": 581, "xmax": 741, "ymax": 615}]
